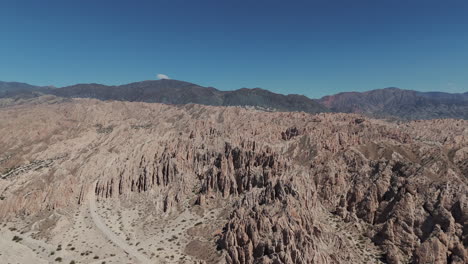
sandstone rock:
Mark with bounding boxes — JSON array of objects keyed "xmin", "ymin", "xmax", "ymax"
[{"xmin": 0, "ymin": 98, "xmax": 466, "ymax": 263}]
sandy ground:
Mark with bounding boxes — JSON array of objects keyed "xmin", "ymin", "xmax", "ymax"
[
  {"xmin": 88, "ymin": 187, "xmax": 151, "ymax": 263},
  {"xmin": 0, "ymin": 229, "xmax": 49, "ymax": 264},
  {"xmin": 0, "ymin": 185, "xmax": 224, "ymax": 264}
]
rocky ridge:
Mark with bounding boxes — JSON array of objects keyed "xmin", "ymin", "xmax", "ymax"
[{"xmin": 0, "ymin": 97, "xmax": 466, "ymax": 263}]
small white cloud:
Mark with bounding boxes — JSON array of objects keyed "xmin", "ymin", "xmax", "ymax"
[{"xmin": 157, "ymin": 74, "xmax": 170, "ymax": 80}]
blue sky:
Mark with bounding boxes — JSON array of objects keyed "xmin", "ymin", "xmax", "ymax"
[{"xmin": 1, "ymin": 0, "xmax": 467, "ymax": 97}]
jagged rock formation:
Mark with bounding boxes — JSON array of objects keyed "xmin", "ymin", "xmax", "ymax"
[{"xmin": 0, "ymin": 97, "xmax": 466, "ymax": 263}]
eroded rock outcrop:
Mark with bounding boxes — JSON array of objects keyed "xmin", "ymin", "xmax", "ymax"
[{"xmin": 0, "ymin": 98, "xmax": 466, "ymax": 263}]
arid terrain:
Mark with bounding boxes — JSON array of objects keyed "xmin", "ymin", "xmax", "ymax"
[{"xmin": 0, "ymin": 96, "xmax": 467, "ymax": 264}]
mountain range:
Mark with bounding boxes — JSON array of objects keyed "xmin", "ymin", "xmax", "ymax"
[
  {"xmin": 320, "ymin": 87, "xmax": 468, "ymax": 120},
  {"xmin": 1, "ymin": 80, "xmax": 467, "ymax": 120}
]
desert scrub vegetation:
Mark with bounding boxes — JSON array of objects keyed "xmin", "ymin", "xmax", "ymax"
[
  {"xmin": 1, "ymin": 166, "xmax": 18, "ymax": 179},
  {"xmin": 4, "ymin": 166, "xmax": 18, "ymax": 174},
  {"xmin": 1, "ymin": 158, "xmax": 55, "ymax": 179},
  {"xmin": 95, "ymin": 124, "xmax": 114, "ymax": 134},
  {"xmin": 12, "ymin": 235, "xmax": 22, "ymax": 242},
  {"xmin": 130, "ymin": 123, "xmax": 152, "ymax": 129},
  {"xmin": 168, "ymin": 235, "xmax": 178, "ymax": 242}
]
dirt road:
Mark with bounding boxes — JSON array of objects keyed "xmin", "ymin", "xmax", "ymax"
[{"xmin": 87, "ymin": 186, "xmax": 152, "ymax": 264}]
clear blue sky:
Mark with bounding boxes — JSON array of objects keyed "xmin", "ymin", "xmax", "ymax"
[{"xmin": 1, "ymin": 0, "xmax": 467, "ymax": 97}]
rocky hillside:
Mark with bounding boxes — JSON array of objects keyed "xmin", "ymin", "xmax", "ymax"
[
  {"xmin": 0, "ymin": 96, "xmax": 466, "ymax": 263},
  {"xmin": 319, "ymin": 87, "xmax": 468, "ymax": 120}
]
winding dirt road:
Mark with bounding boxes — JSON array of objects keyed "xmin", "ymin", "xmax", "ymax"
[{"xmin": 87, "ymin": 186, "xmax": 152, "ymax": 264}]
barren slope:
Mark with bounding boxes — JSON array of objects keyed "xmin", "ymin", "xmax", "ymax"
[{"xmin": 0, "ymin": 96, "xmax": 466, "ymax": 263}]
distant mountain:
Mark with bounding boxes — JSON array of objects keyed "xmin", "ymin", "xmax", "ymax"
[
  {"xmin": 0, "ymin": 81, "xmax": 54, "ymax": 99},
  {"xmin": 221, "ymin": 88, "xmax": 328, "ymax": 113},
  {"xmin": 0, "ymin": 81, "xmax": 41, "ymax": 93},
  {"xmin": 49, "ymin": 79, "xmax": 329, "ymax": 114},
  {"xmin": 1, "ymin": 80, "xmax": 467, "ymax": 119},
  {"xmin": 319, "ymin": 87, "xmax": 468, "ymax": 120}
]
